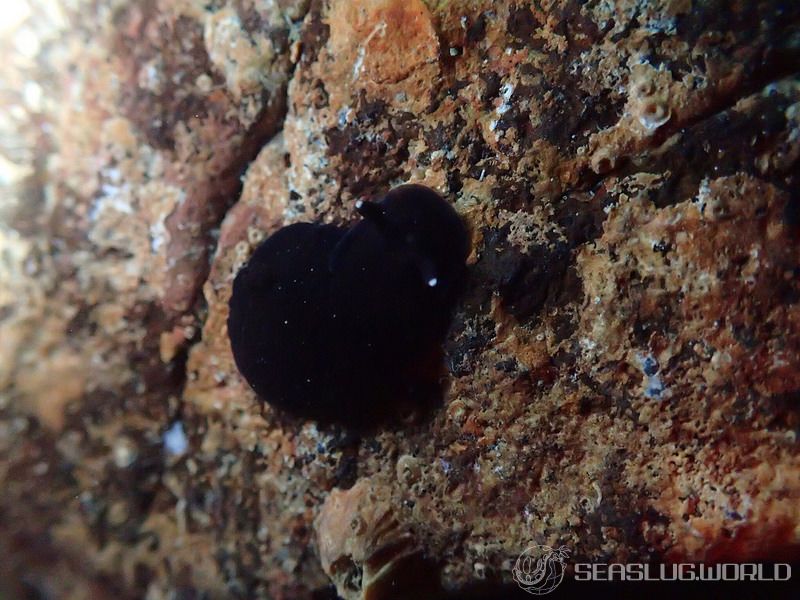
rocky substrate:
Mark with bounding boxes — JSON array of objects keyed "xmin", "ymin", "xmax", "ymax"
[{"xmin": 1, "ymin": 1, "xmax": 799, "ymax": 598}]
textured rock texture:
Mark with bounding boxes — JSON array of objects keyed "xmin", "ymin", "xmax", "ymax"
[{"xmin": 1, "ymin": 0, "xmax": 799, "ymax": 598}]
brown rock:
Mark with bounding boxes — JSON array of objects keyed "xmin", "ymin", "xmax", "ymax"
[{"xmin": 1, "ymin": 0, "xmax": 799, "ymax": 598}]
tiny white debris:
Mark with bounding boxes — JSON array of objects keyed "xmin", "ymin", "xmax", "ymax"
[
  {"xmin": 150, "ymin": 221, "xmax": 166, "ymax": 253},
  {"xmin": 355, "ymin": 199, "xmax": 364, "ymax": 209},
  {"xmin": 337, "ymin": 106, "xmax": 353, "ymax": 127},
  {"xmin": 500, "ymin": 82, "xmax": 514, "ymax": 102},
  {"xmin": 643, "ymin": 16, "xmax": 676, "ymax": 34},
  {"xmin": 104, "ymin": 167, "xmax": 121, "ymax": 183},
  {"xmin": 164, "ymin": 421, "xmax": 188, "ymax": 457},
  {"xmin": 196, "ymin": 73, "xmax": 213, "ymax": 93},
  {"xmin": 142, "ymin": 62, "xmax": 161, "ymax": 91},
  {"xmin": 593, "ymin": 481, "xmax": 603, "ymax": 508},
  {"xmin": 23, "ymin": 81, "xmax": 42, "ymax": 110},
  {"xmin": 427, "ymin": 277, "xmax": 438, "ymax": 287},
  {"xmin": 697, "ymin": 178, "xmax": 712, "ymax": 204},
  {"xmin": 95, "ymin": 188, "xmax": 134, "ymax": 217},
  {"xmin": 352, "ymin": 22, "xmax": 387, "ymax": 80},
  {"xmin": 113, "ymin": 437, "xmax": 137, "ymax": 468},
  {"xmin": 14, "ymin": 28, "xmax": 40, "ymax": 59},
  {"xmin": 637, "ymin": 353, "xmax": 665, "ymax": 399}
]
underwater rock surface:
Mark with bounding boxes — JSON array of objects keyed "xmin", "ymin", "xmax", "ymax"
[{"xmin": 1, "ymin": 1, "xmax": 799, "ymax": 598}]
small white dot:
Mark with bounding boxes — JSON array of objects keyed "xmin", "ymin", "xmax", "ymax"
[
  {"xmin": 283, "ymin": 320, "xmax": 289, "ymax": 325},
  {"xmin": 355, "ymin": 200, "xmax": 364, "ymax": 209},
  {"xmin": 163, "ymin": 422, "xmax": 188, "ymax": 456},
  {"xmin": 427, "ymin": 277, "xmax": 438, "ymax": 287}
]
